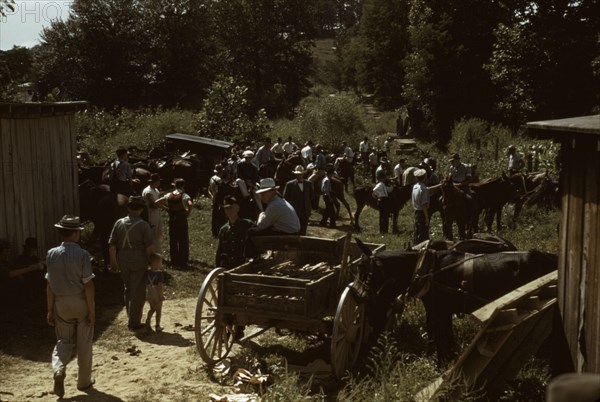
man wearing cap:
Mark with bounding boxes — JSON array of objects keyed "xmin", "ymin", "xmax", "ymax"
[
  {"xmin": 369, "ymin": 148, "xmax": 379, "ymax": 181},
  {"xmin": 255, "ymin": 137, "xmax": 276, "ymax": 170},
  {"xmin": 253, "ymin": 178, "xmax": 300, "ymax": 235},
  {"xmin": 142, "ymin": 173, "xmax": 165, "ymax": 253},
  {"xmin": 215, "ymin": 196, "xmax": 254, "ymax": 268},
  {"xmin": 507, "ymin": 145, "xmax": 524, "ymax": 174},
  {"xmin": 372, "ymin": 167, "xmax": 394, "ymax": 234},
  {"xmin": 109, "ymin": 148, "xmax": 139, "ymax": 196},
  {"xmin": 412, "ymin": 169, "xmax": 430, "ymax": 244},
  {"xmin": 46, "ymin": 215, "xmax": 95, "ymax": 397},
  {"xmin": 448, "ymin": 153, "xmax": 472, "ymax": 188},
  {"xmin": 308, "ymin": 144, "xmax": 327, "ymax": 183},
  {"xmin": 376, "ymin": 157, "xmax": 390, "ymax": 182},
  {"xmin": 283, "ymin": 165, "xmax": 314, "ymax": 235},
  {"xmin": 156, "ymin": 178, "xmax": 193, "ymax": 268},
  {"xmin": 109, "ymin": 196, "xmax": 155, "ymax": 330},
  {"xmin": 236, "ymin": 150, "xmax": 260, "ymax": 205}
]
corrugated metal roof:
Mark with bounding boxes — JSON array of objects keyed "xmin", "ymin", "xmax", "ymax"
[
  {"xmin": 166, "ymin": 133, "xmax": 234, "ymax": 149},
  {"xmin": 526, "ymin": 115, "xmax": 600, "ymax": 138}
]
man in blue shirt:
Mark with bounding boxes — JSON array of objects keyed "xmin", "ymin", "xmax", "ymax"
[{"xmin": 46, "ymin": 215, "xmax": 95, "ymax": 398}]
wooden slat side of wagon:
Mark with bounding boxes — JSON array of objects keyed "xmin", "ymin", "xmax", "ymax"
[{"xmin": 194, "ymin": 234, "xmax": 384, "ymax": 378}]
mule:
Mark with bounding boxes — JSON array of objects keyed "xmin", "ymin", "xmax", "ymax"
[
  {"xmin": 336, "ymin": 158, "xmax": 356, "ymax": 192},
  {"xmin": 440, "ymin": 179, "xmax": 476, "ymax": 240},
  {"xmin": 470, "ymin": 175, "xmax": 519, "ymax": 232},
  {"xmin": 353, "ymin": 238, "xmax": 557, "ymax": 363},
  {"xmin": 79, "ymin": 180, "xmax": 128, "ymax": 270}
]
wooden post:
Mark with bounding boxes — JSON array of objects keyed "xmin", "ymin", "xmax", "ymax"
[{"xmin": 338, "ymin": 232, "xmax": 353, "ymax": 288}]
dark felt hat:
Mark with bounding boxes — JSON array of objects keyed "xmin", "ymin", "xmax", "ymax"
[
  {"xmin": 148, "ymin": 173, "xmax": 161, "ymax": 183},
  {"xmin": 223, "ymin": 195, "xmax": 239, "ymax": 207},
  {"xmin": 23, "ymin": 237, "xmax": 38, "ymax": 248},
  {"xmin": 127, "ymin": 196, "xmax": 146, "ymax": 209}
]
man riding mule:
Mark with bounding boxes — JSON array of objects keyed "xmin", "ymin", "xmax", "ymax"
[{"xmin": 352, "ymin": 238, "xmax": 557, "ymax": 363}]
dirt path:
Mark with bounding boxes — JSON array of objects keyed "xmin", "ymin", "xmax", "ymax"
[{"xmin": 0, "ymin": 297, "xmax": 237, "ymax": 401}]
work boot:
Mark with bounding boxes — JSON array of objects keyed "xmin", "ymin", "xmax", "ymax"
[{"xmin": 53, "ymin": 370, "xmax": 65, "ymax": 398}]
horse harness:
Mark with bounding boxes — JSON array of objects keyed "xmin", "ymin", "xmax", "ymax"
[{"xmin": 408, "ymin": 248, "xmax": 491, "ymax": 305}]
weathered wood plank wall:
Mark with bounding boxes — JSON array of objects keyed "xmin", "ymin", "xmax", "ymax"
[
  {"xmin": 559, "ymin": 137, "xmax": 600, "ymax": 373},
  {"xmin": 0, "ymin": 102, "xmax": 85, "ymax": 257}
]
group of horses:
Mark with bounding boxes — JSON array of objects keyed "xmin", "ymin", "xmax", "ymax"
[{"xmin": 212, "ymin": 150, "xmax": 558, "ymax": 241}]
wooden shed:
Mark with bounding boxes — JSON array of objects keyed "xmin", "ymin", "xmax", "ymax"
[
  {"xmin": 0, "ymin": 102, "xmax": 87, "ymax": 257},
  {"xmin": 526, "ymin": 114, "xmax": 600, "ymax": 373}
]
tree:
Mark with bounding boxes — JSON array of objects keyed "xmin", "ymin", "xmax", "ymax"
[
  {"xmin": 195, "ymin": 76, "xmax": 271, "ymax": 143},
  {"xmin": 487, "ymin": 0, "xmax": 600, "ymax": 127},
  {"xmin": 210, "ymin": 0, "xmax": 315, "ymax": 115},
  {"xmin": 403, "ymin": 0, "xmax": 510, "ymax": 143},
  {"xmin": 35, "ymin": 0, "xmax": 217, "ymax": 108}
]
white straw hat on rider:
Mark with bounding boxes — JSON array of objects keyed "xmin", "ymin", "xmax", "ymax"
[
  {"xmin": 242, "ymin": 150, "xmax": 254, "ymax": 158},
  {"xmin": 414, "ymin": 168, "xmax": 427, "ymax": 178},
  {"xmin": 255, "ymin": 177, "xmax": 279, "ymax": 194}
]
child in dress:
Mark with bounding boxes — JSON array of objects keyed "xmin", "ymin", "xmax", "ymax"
[{"xmin": 145, "ymin": 253, "xmax": 165, "ymax": 331}]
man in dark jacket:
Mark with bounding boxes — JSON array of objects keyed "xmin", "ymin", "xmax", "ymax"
[{"xmin": 283, "ymin": 165, "xmax": 314, "ymax": 235}]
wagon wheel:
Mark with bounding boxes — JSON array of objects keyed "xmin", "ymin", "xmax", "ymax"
[
  {"xmin": 331, "ymin": 284, "xmax": 367, "ymax": 378},
  {"xmin": 194, "ymin": 268, "xmax": 235, "ymax": 365}
]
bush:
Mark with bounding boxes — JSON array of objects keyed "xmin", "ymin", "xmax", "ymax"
[
  {"xmin": 76, "ymin": 107, "xmax": 196, "ymax": 163},
  {"xmin": 296, "ymin": 93, "xmax": 368, "ymax": 152},
  {"xmin": 446, "ymin": 118, "xmax": 558, "ymax": 179}
]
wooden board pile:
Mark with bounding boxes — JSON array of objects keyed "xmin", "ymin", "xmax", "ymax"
[{"xmin": 256, "ymin": 261, "xmax": 334, "ymax": 280}]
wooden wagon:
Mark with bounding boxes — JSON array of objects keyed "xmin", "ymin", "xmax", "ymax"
[{"xmin": 194, "ymin": 234, "xmax": 384, "ymax": 378}]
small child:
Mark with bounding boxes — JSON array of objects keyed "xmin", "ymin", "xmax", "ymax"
[{"xmin": 145, "ymin": 253, "xmax": 165, "ymax": 332}]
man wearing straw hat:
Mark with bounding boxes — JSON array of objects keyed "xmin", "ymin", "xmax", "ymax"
[
  {"xmin": 109, "ymin": 196, "xmax": 155, "ymax": 330},
  {"xmin": 46, "ymin": 215, "xmax": 95, "ymax": 398},
  {"xmin": 254, "ymin": 178, "xmax": 300, "ymax": 235},
  {"xmin": 283, "ymin": 165, "xmax": 314, "ymax": 235},
  {"xmin": 412, "ymin": 168, "xmax": 430, "ymax": 244}
]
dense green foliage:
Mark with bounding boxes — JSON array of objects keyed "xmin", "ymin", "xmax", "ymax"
[{"xmin": 4, "ymin": 0, "xmax": 598, "ymax": 146}]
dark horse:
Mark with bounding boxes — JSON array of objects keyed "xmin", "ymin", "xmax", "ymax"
[
  {"xmin": 79, "ymin": 180, "xmax": 128, "ymax": 270},
  {"xmin": 353, "ymin": 183, "xmax": 442, "ymax": 233},
  {"xmin": 470, "ymin": 174, "xmax": 519, "ymax": 232},
  {"xmin": 336, "ymin": 158, "xmax": 356, "ymax": 192},
  {"xmin": 353, "ymin": 238, "xmax": 557, "ymax": 363},
  {"xmin": 440, "ymin": 179, "xmax": 477, "ymax": 240},
  {"xmin": 211, "ymin": 182, "xmax": 260, "ymax": 237}
]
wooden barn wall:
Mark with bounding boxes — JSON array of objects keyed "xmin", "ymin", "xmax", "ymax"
[
  {"xmin": 558, "ymin": 138, "xmax": 600, "ymax": 373},
  {"xmin": 0, "ymin": 114, "xmax": 78, "ymax": 258}
]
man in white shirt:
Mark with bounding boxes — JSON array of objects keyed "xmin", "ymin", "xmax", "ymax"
[
  {"xmin": 142, "ymin": 173, "xmax": 165, "ymax": 253},
  {"xmin": 283, "ymin": 136, "xmax": 298, "ymax": 157},
  {"xmin": 412, "ymin": 169, "xmax": 430, "ymax": 244},
  {"xmin": 301, "ymin": 141, "xmax": 313, "ymax": 164},
  {"xmin": 372, "ymin": 170, "xmax": 394, "ymax": 234},
  {"xmin": 271, "ymin": 137, "xmax": 284, "ymax": 159},
  {"xmin": 342, "ymin": 141, "xmax": 354, "ymax": 163},
  {"xmin": 359, "ymin": 136, "xmax": 370, "ymax": 164}
]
